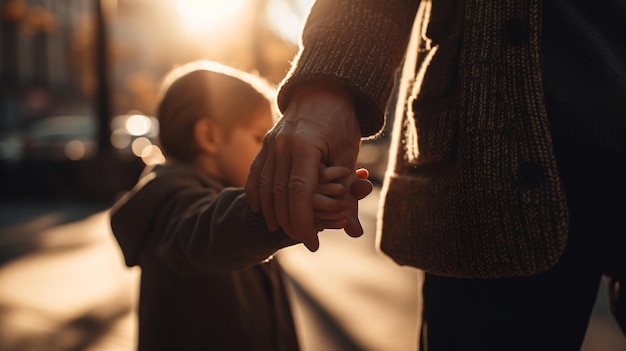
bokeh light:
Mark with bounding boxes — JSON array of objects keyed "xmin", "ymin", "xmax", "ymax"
[
  {"xmin": 64, "ymin": 140, "xmax": 86, "ymax": 161},
  {"xmin": 125, "ymin": 114, "xmax": 152, "ymax": 136},
  {"xmin": 141, "ymin": 144, "xmax": 165, "ymax": 166},
  {"xmin": 110, "ymin": 128, "xmax": 132, "ymax": 150},
  {"xmin": 131, "ymin": 137, "xmax": 152, "ymax": 157}
]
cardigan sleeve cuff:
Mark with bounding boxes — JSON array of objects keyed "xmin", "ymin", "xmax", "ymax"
[{"xmin": 277, "ymin": 0, "xmax": 418, "ymax": 137}]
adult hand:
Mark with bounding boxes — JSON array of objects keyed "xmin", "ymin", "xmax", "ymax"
[{"xmin": 245, "ymin": 81, "xmax": 362, "ymax": 251}]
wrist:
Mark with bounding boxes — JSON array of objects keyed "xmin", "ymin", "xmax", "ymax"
[{"xmin": 286, "ymin": 79, "xmax": 361, "ymax": 138}]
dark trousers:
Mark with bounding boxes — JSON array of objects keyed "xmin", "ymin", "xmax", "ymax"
[{"xmin": 420, "ymin": 139, "xmax": 626, "ymax": 351}]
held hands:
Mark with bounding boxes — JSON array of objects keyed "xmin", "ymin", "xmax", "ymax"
[
  {"xmin": 313, "ymin": 166, "xmax": 373, "ymax": 234},
  {"xmin": 245, "ymin": 81, "xmax": 363, "ymax": 251}
]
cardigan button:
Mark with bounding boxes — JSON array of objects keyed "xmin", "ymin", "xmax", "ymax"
[
  {"xmin": 502, "ymin": 17, "xmax": 529, "ymax": 43},
  {"xmin": 518, "ymin": 161, "xmax": 543, "ymax": 187}
]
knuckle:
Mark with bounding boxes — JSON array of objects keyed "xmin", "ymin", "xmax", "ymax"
[
  {"xmin": 288, "ymin": 176, "xmax": 309, "ymax": 195},
  {"xmin": 258, "ymin": 173, "xmax": 272, "ymax": 189},
  {"xmin": 273, "ymin": 182, "xmax": 288, "ymax": 199}
]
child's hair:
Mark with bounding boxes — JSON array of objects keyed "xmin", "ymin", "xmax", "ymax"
[{"xmin": 156, "ymin": 60, "xmax": 276, "ymax": 164}]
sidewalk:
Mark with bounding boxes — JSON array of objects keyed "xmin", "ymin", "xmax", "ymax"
[
  {"xmin": 278, "ymin": 187, "xmax": 421, "ymax": 351},
  {"xmin": 0, "ymin": 189, "xmax": 625, "ymax": 350},
  {"xmin": 0, "ymin": 201, "xmax": 139, "ymax": 351}
]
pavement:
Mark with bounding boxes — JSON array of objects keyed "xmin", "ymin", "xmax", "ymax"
[
  {"xmin": 0, "ymin": 187, "xmax": 625, "ymax": 351},
  {"xmin": 0, "ymin": 201, "xmax": 139, "ymax": 351}
]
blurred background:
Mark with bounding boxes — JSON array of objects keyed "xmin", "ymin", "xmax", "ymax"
[
  {"xmin": 0, "ymin": 0, "xmax": 389, "ymax": 204},
  {"xmin": 0, "ymin": 1, "xmax": 623, "ymax": 351},
  {"xmin": 0, "ymin": 1, "xmax": 401, "ymax": 350}
]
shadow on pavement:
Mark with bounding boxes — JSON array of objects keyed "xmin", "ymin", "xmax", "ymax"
[
  {"xmin": 0, "ymin": 202, "xmax": 139, "ymax": 351},
  {"xmin": 0, "ymin": 190, "xmax": 624, "ymax": 351},
  {"xmin": 0, "ymin": 201, "xmax": 110, "ymax": 264}
]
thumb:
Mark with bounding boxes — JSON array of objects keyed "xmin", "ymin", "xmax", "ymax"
[
  {"xmin": 351, "ymin": 168, "xmax": 373, "ymax": 200},
  {"xmin": 351, "ymin": 179, "xmax": 373, "ymax": 201}
]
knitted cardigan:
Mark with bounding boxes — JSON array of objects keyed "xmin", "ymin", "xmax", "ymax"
[{"xmin": 278, "ymin": 0, "xmax": 569, "ymax": 278}]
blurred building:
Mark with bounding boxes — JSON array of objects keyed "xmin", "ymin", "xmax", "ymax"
[
  {"xmin": 0, "ymin": 0, "xmax": 93, "ymax": 135},
  {"xmin": 0, "ymin": 0, "xmax": 159, "ymax": 202},
  {"xmin": 0, "ymin": 0, "xmax": 390, "ymax": 202}
]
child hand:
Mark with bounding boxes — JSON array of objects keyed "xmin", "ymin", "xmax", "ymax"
[
  {"xmin": 341, "ymin": 167, "xmax": 373, "ymax": 237},
  {"xmin": 312, "ymin": 165, "xmax": 373, "ymax": 233},
  {"xmin": 352, "ymin": 168, "xmax": 373, "ymax": 200}
]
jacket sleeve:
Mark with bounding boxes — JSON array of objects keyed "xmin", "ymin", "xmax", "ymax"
[
  {"xmin": 156, "ymin": 185, "xmax": 297, "ymax": 274},
  {"xmin": 277, "ymin": 0, "xmax": 419, "ymax": 137}
]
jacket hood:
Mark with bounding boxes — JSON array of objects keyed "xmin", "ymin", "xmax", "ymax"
[{"xmin": 109, "ymin": 163, "xmax": 224, "ymax": 267}]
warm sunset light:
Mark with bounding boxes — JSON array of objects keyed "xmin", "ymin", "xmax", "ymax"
[
  {"xmin": 176, "ymin": 0, "xmax": 246, "ymax": 34},
  {"xmin": 265, "ymin": 0, "xmax": 314, "ymax": 44}
]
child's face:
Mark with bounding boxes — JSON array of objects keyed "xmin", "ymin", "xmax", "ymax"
[{"xmin": 214, "ymin": 108, "xmax": 274, "ymax": 187}]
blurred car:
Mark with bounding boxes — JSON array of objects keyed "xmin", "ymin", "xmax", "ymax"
[
  {"xmin": 0, "ymin": 112, "xmax": 161, "ymax": 201},
  {"xmin": 0, "ymin": 131, "xmax": 24, "ymax": 161},
  {"xmin": 6, "ymin": 112, "xmax": 161, "ymax": 164},
  {"xmin": 22, "ymin": 115, "xmax": 98, "ymax": 162}
]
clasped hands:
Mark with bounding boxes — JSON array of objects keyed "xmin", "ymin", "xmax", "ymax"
[{"xmin": 245, "ymin": 81, "xmax": 370, "ymax": 251}]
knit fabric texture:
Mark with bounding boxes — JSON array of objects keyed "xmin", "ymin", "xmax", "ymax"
[{"xmin": 278, "ymin": 0, "xmax": 570, "ymax": 278}]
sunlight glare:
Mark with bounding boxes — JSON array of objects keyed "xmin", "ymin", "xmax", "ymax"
[
  {"xmin": 266, "ymin": 0, "xmax": 314, "ymax": 44},
  {"xmin": 176, "ymin": 0, "xmax": 246, "ymax": 33}
]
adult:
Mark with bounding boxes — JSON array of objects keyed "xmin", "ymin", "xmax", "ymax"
[{"xmin": 246, "ymin": 1, "xmax": 626, "ymax": 350}]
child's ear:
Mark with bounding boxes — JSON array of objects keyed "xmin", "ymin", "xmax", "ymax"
[{"xmin": 194, "ymin": 117, "xmax": 221, "ymax": 155}]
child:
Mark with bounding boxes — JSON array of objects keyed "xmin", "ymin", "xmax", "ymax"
[{"xmin": 109, "ymin": 61, "xmax": 370, "ymax": 351}]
